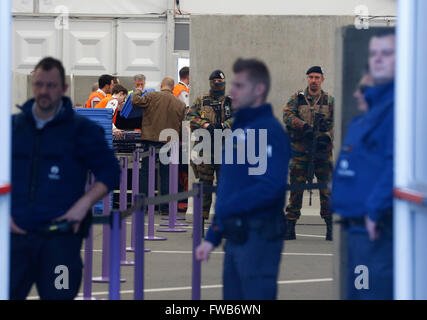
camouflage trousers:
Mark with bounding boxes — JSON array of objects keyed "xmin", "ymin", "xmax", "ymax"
[
  {"xmin": 285, "ymin": 155, "xmax": 333, "ymax": 221},
  {"xmin": 198, "ymin": 163, "xmax": 221, "ymax": 219}
]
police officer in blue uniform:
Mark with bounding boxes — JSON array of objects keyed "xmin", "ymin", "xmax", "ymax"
[
  {"xmin": 196, "ymin": 58, "xmax": 291, "ymax": 300},
  {"xmin": 10, "ymin": 57, "xmax": 120, "ymax": 300},
  {"xmin": 331, "ymin": 30, "xmax": 395, "ymax": 300}
]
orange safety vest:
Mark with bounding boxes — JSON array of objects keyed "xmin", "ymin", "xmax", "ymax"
[
  {"xmin": 95, "ymin": 96, "xmax": 119, "ymax": 125},
  {"xmin": 95, "ymin": 96, "xmax": 114, "ymax": 109},
  {"xmin": 96, "ymin": 94, "xmax": 142, "ymax": 132},
  {"xmin": 85, "ymin": 90, "xmax": 107, "ymax": 108},
  {"xmin": 173, "ymin": 83, "xmax": 189, "ymax": 97}
]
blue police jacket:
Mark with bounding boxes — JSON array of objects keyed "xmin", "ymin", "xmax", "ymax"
[
  {"xmin": 205, "ymin": 103, "xmax": 291, "ymax": 247},
  {"xmin": 12, "ymin": 97, "xmax": 121, "ymax": 231},
  {"xmin": 332, "ymin": 81, "xmax": 394, "ymax": 223}
]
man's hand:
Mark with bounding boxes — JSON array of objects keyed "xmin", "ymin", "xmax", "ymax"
[
  {"xmin": 319, "ymin": 118, "xmax": 331, "ymax": 132},
  {"xmin": 206, "ymin": 123, "xmax": 223, "ymax": 136},
  {"xmin": 316, "ymin": 135, "xmax": 332, "ymax": 152},
  {"xmin": 365, "ymin": 216, "xmax": 381, "ymax": 241},
  {"xmin": 118, "ymin": 100, "xmax": 125, "ymax": 112},
  {"xmin": 134, "ymin": 88, "xmax": 143, "ymax": 96},
  {"xmin": 196, "ymin": 241, "xmax": 214, "ymax": 262},
  {"xmin": 10, "ymin": 217, "xmax": 26, "ymax": 235},
  {"xmin": 303, "ymin": 123, "xmax": 314, "ymax": 141},
  {"xmin": 55, "ymin": 201, "xmax": 91, "ymax": 234},
  {"xmin": 113, "ymin": 128, "xmax": 124, "ymax": 139},
  {"xmin": 55, "ymin": 182, "xmax": 108, "ymax": 233}
]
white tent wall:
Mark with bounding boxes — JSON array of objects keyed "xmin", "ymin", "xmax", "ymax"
[
  {"xmin": 12, "ymin": 0, "xmax": 168, "ymax": 14},
  {"xmin": 180, "ymin": 0, "xmax": 396, "ymax": 16},
  {"xmin": 12, "ymin": 0, "xmax": 395, "ymax": 16}
]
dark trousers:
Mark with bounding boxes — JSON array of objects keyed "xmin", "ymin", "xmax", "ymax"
[
  {"xmin": 198, "ymin": 163, "xmax": 221, "ymax": 218},
  {"xmin": 139, "ymin": 141, "xmax": 170, "ymax": 213},
  {"xmin": 286, "ymin": 155, "xmax": 333, "ymax": 220},
  {"xmin": 346, "ymin": 217, "xmax": 393, "ymax": 300},
  {"xmin": 10, "ymin": 233, "xmax": 83, "ymax": 300},
  {"xmin": 222, "ymin": 229, "xmax": 284, "ymax": 300}
]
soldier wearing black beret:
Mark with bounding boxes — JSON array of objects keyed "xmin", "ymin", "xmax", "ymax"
[{"xmin": 282, "ymin": 66, "xmax": 335, "ymax": 241}]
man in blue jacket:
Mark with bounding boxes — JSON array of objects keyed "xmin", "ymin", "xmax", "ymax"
[
  {"xmin": 332, "ymin": 30, "xmax": 395, "ymax": 299},
  {"xmin": 196, "ymin": 58, "xmax": 291, "ymax": 300},
  {"xmin": 10, "ymin": 57, "xmax": 121, "ymax": 300}
]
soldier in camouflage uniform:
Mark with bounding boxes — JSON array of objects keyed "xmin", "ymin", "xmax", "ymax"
[
  {"xmin": 186, "ymin": 70, "xmax": 233, "ymax": 220},
  {"xmin": 283, "ymin": 66, "xmax": 334, "ymax": 241}
]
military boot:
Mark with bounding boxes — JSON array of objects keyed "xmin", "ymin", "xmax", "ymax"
[
  {"xmin": 324, "ymin": 216, "xmax": 333, "ymax": 241},
  {"xmin": 285, "ymin": 219, "xmax": 296, "ymax": 240}
]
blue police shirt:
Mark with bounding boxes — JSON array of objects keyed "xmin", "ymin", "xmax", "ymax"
[
  {"xmin": 205, "ymin": 103, "xmax": 291, "ymax": 247},
  {"xmin": 332, "ymin": 81, "xmax": 394, "ymax": 223}
]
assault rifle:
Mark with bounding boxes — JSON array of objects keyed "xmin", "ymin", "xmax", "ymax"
[{"xmin": 306, "ymin": 112, "xmax": 325, "ymax": 206}]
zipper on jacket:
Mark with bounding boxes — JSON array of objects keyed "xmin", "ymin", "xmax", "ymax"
[{"xmin": 29, "ymin": 130, "xmax": 42, "ymax": 202}]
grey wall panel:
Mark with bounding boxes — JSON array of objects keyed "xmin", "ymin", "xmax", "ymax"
[{"xmin": 190, "ymin": 15, "xmax": 353, "ymax": 144}]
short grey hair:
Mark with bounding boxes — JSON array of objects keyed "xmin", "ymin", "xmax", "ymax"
[{"xmin": 134, "ymin": 74, "xmax": 146, "ymax": 82}]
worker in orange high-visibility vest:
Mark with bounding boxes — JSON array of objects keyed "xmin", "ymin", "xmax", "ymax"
[
  {"xmin": 85, "ymin": 74, "xmax": 115, "ymax": 108},
  {"xmin": 173, "ymin": 66, "xmax": 190, "ymax": 213},
  {"xmin": 173, "ymin": 66, "xmax": 190, "ymax": 108},
  {"xmin": 96, "ymin": 84, "xmax": 128, "ymax": 139}
]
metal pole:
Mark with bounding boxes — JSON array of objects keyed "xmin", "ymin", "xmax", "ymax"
[
  {"xmin": 70, "ymin": 73, "xmax": 75, "ymax": 104},
  {"xmin": 109, "ymin": 211, "xmax": 121, "ymax": 300},
  {"xmin": 119, "ymin": 157, "xmax": 134, "ymax": 266},
  {"xmin": 93, "ymin": 194, "xmax": 125, "ymax": 283},
  {"xmin": 33, "ymin": 0, "xmax": 40, "ymax": 14},
  {"xmin": 158, "ymin": 142, "xmax": 187, "ymax": 233},
  {"xmin": 192, "ymin": 183, "xmax": 203, "ymax": 300},
  {"xmin": 100, "ymin": 195, "xmax": 111, "ymax": 279},
  {"xmin": 128, "ymin": 151, "xmax": 139, "ymax": 252},
  {"xmin": 145, "ymin": 146, "xmax": 167, "ymax": 240},
  {"xmin": 130, "ymin": 151, "xmax": 151, "ymax": 252},
  {"xmin": 134, "ymin": 195, "xmax": 145, "ymax": 300},
  {"xmin": 83, "ymin": 226, "xmax": 94, "ymax": 299},
  {"xmin": 161, "ymin": 141, "xmax": 188, "ymax": 227},
  {"xmin": 162, "ymin": 141, "xmax": 187, "ymax": 227},
  {"xmin": 166, "ymin": 0, "xmax": 176, "ymax": 76},
  {"xmin": 394, "ymin": 0, "xmax": 416, "ymax": 300},
  {"xmin": 395, "ymin": 0, "xmax": 427, "ymax": 300},
  {"xmin": 0, "ymin": 0, "xmax": 11, "ymax": 300}
]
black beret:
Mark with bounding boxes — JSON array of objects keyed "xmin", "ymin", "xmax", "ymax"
[
  {"xmin": 209, "ymin": 70, "xmax": 225, "ymax": 80},
  {"xmin": 306, "ymin": 66, "xmax": 323, "ymax": 75}
]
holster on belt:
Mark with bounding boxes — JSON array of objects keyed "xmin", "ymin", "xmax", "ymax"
[
  {"xmin": 222, "ymin": 214, "xmax": 287, "ymax": 244},
  {"xmin": 222, "ymin": 216, "xmax": 249, "ymax": 244}
]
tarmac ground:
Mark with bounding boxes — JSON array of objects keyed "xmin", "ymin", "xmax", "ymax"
[{"xmin": 27, "ymin": 190, "xmax": 337, "ymax": 300}]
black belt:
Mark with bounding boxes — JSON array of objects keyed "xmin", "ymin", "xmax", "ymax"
[
  {"xmin": 340, "ymin": 218, "xmax": 365, "ymax": 228},
  {"xmin": 246, "ymin": 215, "xmax": 284, "ymax": 229},
  {"xmin": 340, "ymin": 211, "xmax": 393, "ymax": 228}
]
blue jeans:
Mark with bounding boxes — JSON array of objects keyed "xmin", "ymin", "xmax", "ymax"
[
  {"xmin": 222, "ymin": 229, "xmax": 284, "ymax": 300},
  {"xmin": 346, "ymin": 217, "xmax": 393, "ymax": 300},
  {"xmin": 10, "ymin": 232, "xmax": 83, "ymax": 300}
]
